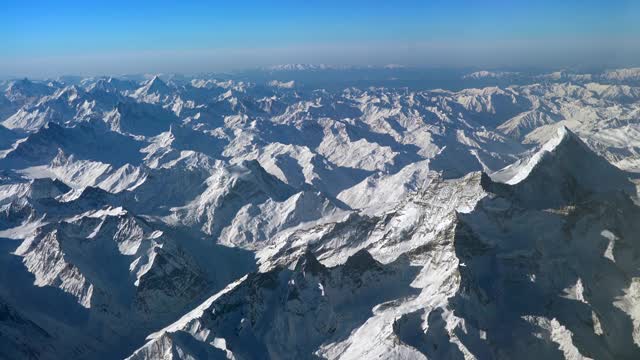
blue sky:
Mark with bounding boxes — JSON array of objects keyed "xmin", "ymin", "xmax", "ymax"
[{"xmin": 2, "ymin": 0, "xmax": 639, "ymax": 76}]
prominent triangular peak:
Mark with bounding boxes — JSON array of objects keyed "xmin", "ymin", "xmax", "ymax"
[
  {"xmin": 495, "ymin": 127, "xmax": 612, "ymax": 184},
  {"xmin": 494, "ymin": 127, "xmax": 571, "ymax": 183},
  {"xmin": 130, "ymin": 76, "xmax": 173, "ymax": 105},
  {"xmin": 538, "ymin": 125, "xmax": 582, "ymax": 153},
  {"xmin": 490, "ymin": 126, "xmax": 635, "ymax": 206},
  {"xmin": 142, "ymin": 75, "xmax": 170, "ymax": 93}
]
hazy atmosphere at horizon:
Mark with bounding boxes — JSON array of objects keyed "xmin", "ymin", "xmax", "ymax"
[{"xmin": 2, "ymin": 0, "xmax": 640, "ymax": 76}]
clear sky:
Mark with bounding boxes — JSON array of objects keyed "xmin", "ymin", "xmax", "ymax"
[{"xmin": 2, "ymin": 0, "xmax": 639, "ymax": 76}]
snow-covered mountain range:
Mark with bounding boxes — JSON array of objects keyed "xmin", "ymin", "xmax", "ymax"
[{"xmin": 1, "ymin": 67, "xmax": 640, "ymax": 359}]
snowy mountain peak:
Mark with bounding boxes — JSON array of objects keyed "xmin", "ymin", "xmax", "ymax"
[
  {"xmin": 495, "ymin": 126, "xmax": 600, "ymax": 185},
  {"xmin": 540, "ymin": 125, "xmax": 579, "ymax": 153},
  {"xmin": 145, "ymin": 76, "xmax": 169, "ymax": 91},
  {"xmin": 131, "ymin": 76, "xmax": 173, "ymax": 104},
  {"xmin": 491, "ymin": 125, "xmax": 634, "ymax": 208}
]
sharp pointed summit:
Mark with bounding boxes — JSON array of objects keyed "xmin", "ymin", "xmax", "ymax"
[
  {"xmin": 491, "ymin": 125, "xmax": 635, "ymax": 207},
  {"xmin": 144, "ymin": 76, "xmax": 170, "ymax": 93}
]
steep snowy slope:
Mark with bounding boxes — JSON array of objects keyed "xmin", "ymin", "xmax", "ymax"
[
  {"xmin": 45, "ymin": 150, "xmax": 146, "ymax": 192},
  {"xmin": 165, "ymin": 160, "xmax": 296, "ymax": 238},
  {"xmin": 0, "ymin": 177, "xmax": 70, "ymax": 206},
  {"xmin": 240, "ymin": 142, "xmax": 370, "ymax": 197},
  {"xmin": 3, "ymin": 85, "xmax": 121, "ymax": 131},
  {"xmin": 336, "ymin": 160, "xmax": 433, "ymax": 210},
  {"xmin": 0, "ymin": 122, "xmax": 145, "ymax": 168},
  {"xmin": 218, "ymin": 190, "xmax": 345, "ymax": 249},
  {"xmin": 498, "ymin": 107, "xmax": 562, "ymax": 140}
]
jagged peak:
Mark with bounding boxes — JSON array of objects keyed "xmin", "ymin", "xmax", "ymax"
[
  {"xmin": 294, "ymin": 249, "xmax": 327, "ymax": 275},
  {"xmin": 50, "ymin": 148, "xmax": 73, "ymax": 167},
  {"xmin": 343, "ymin": 249, "xmax": 381, "ymax": 273}
]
